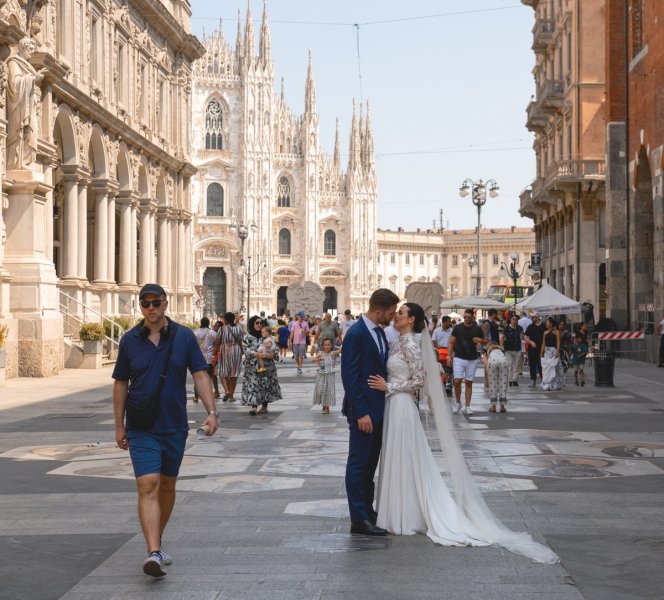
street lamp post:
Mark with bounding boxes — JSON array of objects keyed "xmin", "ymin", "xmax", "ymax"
[
  {"xmin": 241, "ymin": 256, "xmax": 267, "ymax": 317},
  {"xmin": 229, "ymin": 218, "xmax": 257, "ymax": 312},
  {"xmin": 459, "ymin": 178, "xmax": 500, "ymax": 295},
  {"xmin": 497, "ymin": 251, "xmax": 534, "ymax": 309}
]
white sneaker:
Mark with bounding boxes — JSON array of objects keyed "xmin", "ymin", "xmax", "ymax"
[
  {"xmin": 159, "ymin": 547, "xmax": 172, "ymax": 565},
  {"xmin": 453, "ymin": 403, "xmax": 462, "ymax": 414},
  {"xmin": 143, "ymin": 552, "xmax": 166, "ymax": 577},
  {"xmin": 462, "ymin": 406, "xmax": 474, "ymax": 415}
]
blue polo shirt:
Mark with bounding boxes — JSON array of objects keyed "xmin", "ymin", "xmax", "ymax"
[{"xmin": 112, "ymin": 319, "xmax": 208, "ymax": 433}]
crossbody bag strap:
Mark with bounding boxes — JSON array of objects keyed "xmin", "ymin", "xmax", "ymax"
[{"xmin": 154, "ymin": 325, "xmax": 178, "ymax": 398}]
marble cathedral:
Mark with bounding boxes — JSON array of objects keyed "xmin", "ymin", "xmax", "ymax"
[{"xmin": 190, "ymin": 4, "xmax": 378, "ymax": 318}]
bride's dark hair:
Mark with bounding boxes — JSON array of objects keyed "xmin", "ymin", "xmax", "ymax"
[{"xmin": 403, "ymin": 302, "xmax": 427, "ymax": 333}]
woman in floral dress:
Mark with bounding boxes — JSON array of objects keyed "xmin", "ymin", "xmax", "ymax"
[{"xmin": 241, "ymin": 315, "xmax": 282, "ymax": 415}]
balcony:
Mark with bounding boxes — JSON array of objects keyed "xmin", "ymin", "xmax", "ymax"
[
  {"xmin": 545, "ymin": 158, "xmax": 606, "ymax": 188},
  {"xmin": 532, "ymin": 19, "xmax": 555, "ymax": 51},
  {"xmin": 526, "ymin": 100, "xmax": 547, "ymax": 132},
  {"xmin": 521, "ymin": 0, "xmax": 540, "ymax": 7},
  {"xmin": 538, "ymin": 79, "xmax": 565, "ymax": 111}
]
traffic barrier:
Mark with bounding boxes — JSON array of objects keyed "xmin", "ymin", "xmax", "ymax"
[{"xmin": 596, "ymin": 331, "xmax": 645, "ymax": 341}]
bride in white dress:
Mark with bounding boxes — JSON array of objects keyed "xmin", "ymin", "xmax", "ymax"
[{"xmin": 368, "ymin": 303, "xmax": 559, "ymax": 564}]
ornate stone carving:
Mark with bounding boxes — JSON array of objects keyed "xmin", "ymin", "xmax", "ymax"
[
  {"xmin": 0, "ymin": 61, "xmax": 7, "ymax": 111},
  {"xmin": 206, "ymin": 246, "xmax": 227, "ymax": 258},
  {"xmin": 286, "ymin": 281, "xmax": 324, "ymax": 316},
  {"xmin": 74, "ymin": 114, "xmax": 90, "ymax": 170},
  {"xmin": 6, "ymin": 38, "xmax": 46, "ymax": 171}
]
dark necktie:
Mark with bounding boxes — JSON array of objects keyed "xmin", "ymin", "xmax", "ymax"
[{"xmin": 374, "ymin": 326, "xmax": 385, "ymax": 358}]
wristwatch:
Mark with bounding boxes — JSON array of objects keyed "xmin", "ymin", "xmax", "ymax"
[{"xmin": 208, "ymin": 410, "xmax": 218, "ymax": 417}]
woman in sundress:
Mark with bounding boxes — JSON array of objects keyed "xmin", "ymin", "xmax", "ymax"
[{"xmin": 214, "ymin": 311, "xmax": 244, "ymax": 402}]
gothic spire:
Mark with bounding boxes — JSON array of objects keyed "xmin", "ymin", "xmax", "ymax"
[
  {"xmin": 333, "ymin": 118, "xmax": 340, "ymax": 169},
  {"xmin": 348, "ymin": 99, "xmax": 360, "ymax": 171},
  {"xmin": 244, "ymin": 1, "xmax": 255, "ymax": 65},
  {"xmin": 364, "ymin": 100, "xmax": 375, "ymax": 168},
  {"xmin": 235, "ymin": 8, "xmax": 243, "ymax": 61},
  {"xmin": 258, "ymin": 0, "xmax": 271, "ymax": 68},
  {"xmin": 280, "ymin": 77, "xmax": 285, "ymax": 104},
  {"xmin": 304, "ymin": 49, "xmax": 316, "ymax": 115}
]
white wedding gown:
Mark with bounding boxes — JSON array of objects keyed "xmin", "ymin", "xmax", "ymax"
[{"xmin": 376, "ymin": 332, "xmax": 559, "ymax": 563}]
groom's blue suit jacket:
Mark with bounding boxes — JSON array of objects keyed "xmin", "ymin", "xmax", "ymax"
[{"xmin": 341, "ymin": 317, "xmax": 388, "ymax": 424}]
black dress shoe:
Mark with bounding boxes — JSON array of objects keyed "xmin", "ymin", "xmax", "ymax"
[
  {"xmin": 350, "ymin": 520, "xmax": 387, "ymax": 536},
  {"xmin": 368, "ymin": 510, "xmax": 378, "ymax": 525}
]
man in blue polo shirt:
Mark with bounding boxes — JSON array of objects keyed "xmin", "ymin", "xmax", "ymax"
[{"xmin": 112, "ymin": 283, "xmax": 218, "ymax": 577}]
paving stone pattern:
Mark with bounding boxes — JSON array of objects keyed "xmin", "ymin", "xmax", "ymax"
[{"xmin": 0, "ymin": 356, "xmax": 663, "ymax": 599}]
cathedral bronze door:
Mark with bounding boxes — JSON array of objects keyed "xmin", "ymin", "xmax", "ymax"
[
  {"xmin": 323, "ymin": 286, "xmax": 337, "ymax": 313},
  {"xmin": 203, "ymin": 267, "xmax": 226, "ymax": 317},
  {"xmin": 277, "ymin": 286, "xmax": 288, "ymax": 316}
]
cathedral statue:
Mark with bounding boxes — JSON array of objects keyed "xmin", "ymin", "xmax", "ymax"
[{"xmin": 6, "ymin": 38, "xmax": 46, "ymax": 171}]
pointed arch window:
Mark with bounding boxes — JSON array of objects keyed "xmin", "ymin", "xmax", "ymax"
[
  {"xmin": 279, "ymin": 228, "xmax": 291, "ymax": 255},
  {"xmin": 324, "ymin": 230, "xmax": 336, "ymax": 256},
  {"xmin": 277, "ymin": 176, "xmax": 291, "ymax": 207},
  {"xmin": 207, "ymin": 183, "xmax": 224, "ymax": 217},
  {"xmin": 205, "ymin": 100, "xmax": 223, "ymax": 150}
]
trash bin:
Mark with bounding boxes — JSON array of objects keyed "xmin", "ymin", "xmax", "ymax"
[{"xmin": 593, "ymin": 350, "xmax": 616, "ymax": 387}]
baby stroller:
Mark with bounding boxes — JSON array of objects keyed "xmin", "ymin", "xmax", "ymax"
[{"xmin": 436, "ymin": 347, "xmax": 454, "ymax": 396}]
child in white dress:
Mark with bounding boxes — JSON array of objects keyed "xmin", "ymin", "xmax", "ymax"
[{"xmin": 312, "ymin": 338, "xmax": 340, "ymax": 413}]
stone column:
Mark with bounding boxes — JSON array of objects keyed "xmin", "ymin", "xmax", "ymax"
[
  {"xmin": 92, "ymin": 183, "xmax": 108, "ymax": 283},
  {"xmin": 138, "ymin": 200, "xmax": 151, "ymax": 285},
  {"xmin": 77, "ymin": 174, "xmax": 90, "ymax": 281},
  {"xmin": 107, "ymin": 187, "xmax": 117, "ymax": 283},
  {"xmin": 157, "ymin": 208, "xmax": 170, "ymax": 287},
  {"xmin": 130, "ymin": 202, "xmax": 138, "ymax": 285},
  {"xmin": 61, "ymin": 172, "xmax": 79, "ymax": 280},
  {"xmin": 177, "ymin": 216, "xmax": 186, "ymax": 291},
  {"xmin": 118, "ymin": 193, "xmax": 133, "ymax": 286},
  {"xmin": 184, "ymin": 217, "xmax": 192, "ymax": 290}
]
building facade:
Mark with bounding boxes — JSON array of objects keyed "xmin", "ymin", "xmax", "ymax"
[
  {"xmin": 0, "ymin": 0, "xmax": 202, "ymax": 376},
  {"xmin": 520, "ymin": 0, "xmax": 607, "ymax": 315},
  {"xmin": 376, "ymin": 226, "xmax": 536, "ymax": 305},
  {"xmin": 605, "ymin": 0, "xmax": 664, "ymax": 329},
  {"xmin": 190, "ymin": 6, "xmax": 378, "ymax": 318}
]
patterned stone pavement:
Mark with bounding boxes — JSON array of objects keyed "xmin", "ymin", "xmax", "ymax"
[{"xmin": 1, "ymin": 356, "xmax": 663, "ymax": 600}]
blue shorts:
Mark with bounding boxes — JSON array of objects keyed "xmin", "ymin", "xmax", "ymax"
[{"xmin": 127, "ymin": 430, "xmax": 188, "ymax": 478}]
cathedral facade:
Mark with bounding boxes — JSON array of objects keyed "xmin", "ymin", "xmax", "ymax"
[{"xmin": 190, "ymin": 5, "xmax": 378, "ymax": 318}]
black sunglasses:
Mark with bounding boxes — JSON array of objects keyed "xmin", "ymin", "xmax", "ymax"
[
  {"xmin": 140, "ymin": 299, "xmax": 165, "ymax": 308},
  {"xmin": 255, "ymin": 321, "xmax": 263, "ymax": 325}
]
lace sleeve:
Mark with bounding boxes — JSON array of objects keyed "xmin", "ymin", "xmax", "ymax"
[{"xmin": 386, "ymin": 335, "xmax": 425, "ymax": 395}]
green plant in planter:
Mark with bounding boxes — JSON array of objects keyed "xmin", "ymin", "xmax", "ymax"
[
  {"xmin": 79, "ymin": 323, "xmax": 105, "ymax": 341},
  {"xmin": 0, "ymin": 323, "xmax": 8, "ymax": 349}
]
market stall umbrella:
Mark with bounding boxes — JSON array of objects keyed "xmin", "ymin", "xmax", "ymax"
[
  {"xmin": 439, "ymin": 295, "xmax": 508, "ymax": 311},
  {"xmin": 446, "ymin": 311, "xmax": 462, "ymax": 319},
  {"xmin": 514, "ymin": 283, "xmax": 580, "ymax": 315}
]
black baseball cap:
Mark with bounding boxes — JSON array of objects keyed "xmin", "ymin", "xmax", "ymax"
[{"xmin": 139, "ymin": 283, "xmax": 167, "ymax": 299}]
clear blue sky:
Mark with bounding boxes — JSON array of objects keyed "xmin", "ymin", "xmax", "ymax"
[{"xmin": 190, "ymin": 1, "xmax": 536, "ymax": 232}]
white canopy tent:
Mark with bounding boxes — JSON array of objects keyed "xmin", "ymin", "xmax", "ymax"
[
  {"xmin": 439, "ymin": 295, "xmax": 508, "ymax": 311},
  {"xmin": 514, "ymin": 283, "xmax": 581, "ymax": 315}
]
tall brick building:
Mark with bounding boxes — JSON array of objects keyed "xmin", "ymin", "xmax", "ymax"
[{"xmin": 605, "ymin": 0, "xmax": 664, "ymax": 329}]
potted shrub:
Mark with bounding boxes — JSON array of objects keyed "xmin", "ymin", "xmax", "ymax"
[
  {"xmin": 79, "ymin": 323, "xmax": 105, "ymax": 354},
  {"xmin": 0, "ymin": 323, "xmax": 7, "ymax": 369}
]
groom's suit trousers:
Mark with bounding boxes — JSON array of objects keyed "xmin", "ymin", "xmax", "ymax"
[{"xmin": 346, "ymin": 419, "xmax": 383, "ymax": 523}]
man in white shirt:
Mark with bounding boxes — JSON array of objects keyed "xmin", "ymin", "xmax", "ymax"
[
  {"xmin": 432, "ymin": 316, "xmax": 453, "ymax": 349},
  {"xmin": 339, "ymin": 309, "xmax": 356, "ymax": 339}
]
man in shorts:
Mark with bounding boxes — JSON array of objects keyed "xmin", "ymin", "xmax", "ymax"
[
  {"xmin": 112, "ymin": 283, "xmax": 218, "ymax": 577},
  {"xmin": 447, "ymin": 308, "xmax": 487, "ymax": 415},
  {"xmin": 289, "ymin": 312, "xmax": 310, "ymax": 374}
]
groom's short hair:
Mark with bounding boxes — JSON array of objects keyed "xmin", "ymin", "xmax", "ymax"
[{"xmin": 369, "ymin": 288, "xmax": 400, "ymax": 310}]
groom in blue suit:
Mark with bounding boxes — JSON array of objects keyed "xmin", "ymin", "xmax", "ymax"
[{"xmin": 341, "ymin": 288, "xmax": 399, "ymax": 535}]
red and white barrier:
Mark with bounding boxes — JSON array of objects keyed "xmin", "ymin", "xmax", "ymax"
[{"xmin": 596, "ymin": 331, "xmax": 645, "ymax": 341}]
